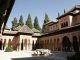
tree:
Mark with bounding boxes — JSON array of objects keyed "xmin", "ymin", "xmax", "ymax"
[
  {"xmin": 64, "ymin": 9, "xmax": 66, "ymax": 13},
  {"xmin": 11, "ymin": 17, "xmax": 18, "ymax": 30},
  {"xmin": 42, "ymin": 24, "xmax": 46, "ymax": 33},
  {"xmin": 5, "ymin": 46, "xmax": 13, "ymax": 52},
  {"xmin": 42, "ymin": 13, "xmax": 50, "ymax": 33},
  {"xmin": 44, "ymin": 13, "xmax": 50, "ymax": 24},
  {"xmin": 34, "ymin": 16, "xmax": 41, "ymax": 31},
  {"xmin": 26, "ymin": 14, "xmax": 33, "ymax": 29},
  {"xmin": 19, "ymin": 15, "xmax": 24, "ymax": 26}
]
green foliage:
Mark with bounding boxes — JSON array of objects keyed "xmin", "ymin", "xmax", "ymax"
[
  {"xmin": 44, "ymin": 13, "xmax": 50, "ymax": 24},
  {"xmin": 19, "ymin": 15, "xmax": 24, "ymax": 26},
  {"xmin": 42, "ymin": 13, "xmax": 50, "ymax": 33},
  {"xmin": 26, "ymin": 14, "xmax": 33, "ymax": 29},
  {"xmin": 11, "ymin": 17, "xmax": 18, "ymax": 30},
  {"xmin": 42, "ymin": 24, "xmax": 46, "ymax": 33},
  {"xmin": 34, "ymin": 16, "xmax": 41, "ymax": 31},
  {"xmin": 5, "ymin": 46, "xmax": 13, "ymax": 52}
]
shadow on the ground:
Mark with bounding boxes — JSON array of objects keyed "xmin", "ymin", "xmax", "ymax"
[{"xmin": 12, "ymin": 56, "xmax": 52, "ymax": 60}]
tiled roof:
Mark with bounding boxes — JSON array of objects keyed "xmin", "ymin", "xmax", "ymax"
[
  {"xmin": 32, "ymin": 28, "xmax": 40, "ymax": 33},
  {"xmin": 70, "ymin": 5, "xmax": 80, "ymax": 12},
  {"xmin": 14, "ymin": 25, "xmax": 22, "ymax": 31},
  {"xmin": 45, "ymin": 21, "xmax": 58, "ymax": 26},
  {"xmin": 45, "ymin": 21, "xmax": 54, "ymax": 25},
  {"xmin": 32, "ymin": 33, "xmax": 42, "ymax": 37},
  {"xmin": 19, "ymin": 25, "xmax": 33, "ymax": 34},
  {"xmin": 57, "ymin": 5, "xmax": 80, "ymax": 19},
  {"xmin": 3, "ymin": 30, "xmax": 18, "ymax": 34},
  {"xmin": 1, "ymin": 0, "xmax": 15, "ymax": 32}
]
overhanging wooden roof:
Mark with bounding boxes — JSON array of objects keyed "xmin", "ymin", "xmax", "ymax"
[
  {"xmin": 57, "ymin": 5, "xmax": 80, "ymax": 19},
  {"xmin": 0, "ymin": 0, "xmax": 15, "ymax": 33}
]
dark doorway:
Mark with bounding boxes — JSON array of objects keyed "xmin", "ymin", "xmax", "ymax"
[
  {"xmin": 32, "ymin": 40, "xmax": 35, "ymax": 50},
  {"xmin": 73, "ymin": 36, "xmax": 79, "ymax": 52},
  {"xmin": 62, "ymin": 36, "xmax": 71, "ymax": 52},
  {"xmin": 3, "ymin": 39, "xmax": 6, "ymax": 50},
  {"xmin": 0, "ymin": 40, "xmax": 2, "ymax": 50},
  {"xmin": 79, "ymin": 36, "xmax": 80, "ymax": 50},
  {"xmin": 21, "ymin": 40, "xmax": 23, "ymax": 50}
]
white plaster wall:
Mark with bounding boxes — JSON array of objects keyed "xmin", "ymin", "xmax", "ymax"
[{"xmin": 69, "ymin": 15, "xmax": 73, "ymax": 26}]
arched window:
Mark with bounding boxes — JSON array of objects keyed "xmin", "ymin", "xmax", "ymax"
[
  {"xmin": 63, "ymin": 23, "xmax": 66, "ymax": 27},
  {"xmin": 65, "ymin": 22, "xmax": 68, "ymax": 26},
  {"xmin": 61, "ymin": 23, "xmax": 64, "ymax": 28}
]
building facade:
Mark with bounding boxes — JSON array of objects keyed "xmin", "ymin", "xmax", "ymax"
[{"xmin": 37, "ymin": 5, "xmax": 80, "ymax": 52}]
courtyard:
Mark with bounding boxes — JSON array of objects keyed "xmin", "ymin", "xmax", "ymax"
[{"xmin": 0, "ymin": 50, "xmax": 75, "ymax": 60}]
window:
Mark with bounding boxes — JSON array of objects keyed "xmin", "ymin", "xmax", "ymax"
[
  {"xmin": 63, "ymin": 23, "xmax": 65, "ymax": 27},
  {"xmin": 65, "ymin": 22, "xmax": 68, "ymax": 26},
  {"xmin": 61, "ymin": 23, "xmax": 64, "ymax": 28},
  {"xmin": 61, "ymin": 21, "xmax": 68, "ymax": 28}
]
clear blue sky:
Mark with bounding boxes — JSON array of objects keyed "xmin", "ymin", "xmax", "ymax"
[{"xmin": 7, "ymin": 0, "xmax": 80, "ymax": 28}]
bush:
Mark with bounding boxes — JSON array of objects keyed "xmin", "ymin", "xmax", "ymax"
[{"xmin": 5, "ymin": 46, "xmax": 13, "ymax": 52}]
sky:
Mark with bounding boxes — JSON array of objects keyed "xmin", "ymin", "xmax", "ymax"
[{"xmin": 7, "ymin": 0, "xmax": 80, "ymax": 28}]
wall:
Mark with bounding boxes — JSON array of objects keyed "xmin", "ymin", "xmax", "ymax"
[
  {"xmin": 38, "ymin": 30, "xmax": 80, "ymax": 52},
  {"xmin": 72, "ymin": 15, "xmax": 80, "ymax": 26}
]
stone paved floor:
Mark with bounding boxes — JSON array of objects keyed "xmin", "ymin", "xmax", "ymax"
[
  {"xmin": 12, "ymin": 57, "xmax": 52, "ymax": 60},
  {"xmin": 12, "ymin": 52, "xmax": 75, "ymax": 60}
]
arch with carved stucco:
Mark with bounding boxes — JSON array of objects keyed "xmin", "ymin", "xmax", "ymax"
[
  {"xmin": 62, "ymin": 36, "xmax": 71, "ymax": 51},
  {"xmin": 72, "ymin": 36, "xmax": 79, "ymax": 52}
]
